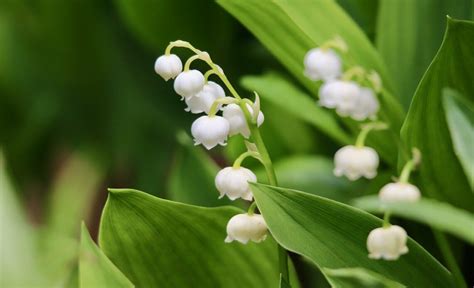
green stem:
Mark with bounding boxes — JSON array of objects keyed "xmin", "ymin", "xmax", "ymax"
[
  {"xmin": 233, "ymin": 151, "xmax": 260, "ymax": 169},
  {"xmin": 355, "ymin": 122, "xmax": 388, "ymax": 148},
  {"xmin": 241, "ymin": 102, "xmax": 289, "ymax": 283},
  {"xmin": 399, "ymin": 148, "xmax": 421, "ymax": 183},
  {"xmin": 433, "ymin": 230, "xmax": 466, "ymax": 288},
  {"xmin": 382, "ymin": 211, "xmax": 391, "ymax": 228},
  {"xmin": 248, "ymin": 202, "xmax": 257, "ymax": 215},
  {"xmin": 184, "ymin": 54, "xmax": 200, "ymax": 71}
]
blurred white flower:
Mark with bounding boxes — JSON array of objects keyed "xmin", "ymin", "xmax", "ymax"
[
  {"xmin": 225, "ymin": 213, "xmax": 268, "ymax": 244},
  {"xmin": 367, "ymin": 225, "xmax": 409, "ymax": 260},
  {"xmin": 222, "ymin": 104, "xmax": 264, "ymax": 138},
  {"xmin": 349, "ymin": 87, "xmax": 380, "ymax": 121},
  {"xmin": 191, "ymin": 115, "xmax": 229, "ymax": 150},
  {"xmin": 215, "ymin": 167, "xmax": 256, "ymax": 201},
  {"xmin": 174, "ymin": 70, "xmax": 205, "ymax": 99},
  {"xmin": 304, "ymin": 48, "xmax": 342, "ymax": 81},
  {"xmin": 379, "ymin": 182, "xmax": 421, "ymax": 203},
  {"xmin": 319, "ymin": 80, "xmax": 360, "ymax": 114},
  {"xmin": 154, "ymin": 54, "xmax": 182, "ymax": 81},
  {"xmin": 333, "ymin": 145, "xmax": 379, "ymax": 180},
  {"xmin": 185, "ymin": 81, "xmax": 225, "ymax": 114}
]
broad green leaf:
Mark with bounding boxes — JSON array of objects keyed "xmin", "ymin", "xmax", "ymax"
[
  {"xmin": 323, "ymin": 267, "xmax": 405, "ymax": 288},
  {"xmin": 250, "ymin": 183, "xmax": 454, "ymax": 287},
  {"xmin": 442, "ymin": 88, "xmax": 474, "ymax": 189},
  {"xmin": 167, "ymin": 132, "xmax": 229, "ymax": 207},
  {"xmin": 400, "ymin": 18, "xmax": 474, "ymax": 210},
  {"xmin": 99, "ymin": 189, "xmax": 296, "ymax": 287},
  {"xmin": 218, "ymin": 0, "xmax": 405, "ymax": 164},
  {"xmin": 353, "ymin": 196, "xmax": 474, "ymax": 244},
  {"xmin": 255, "ymin": 155, "xmax": 363, "ymax": 203},
  {"xmin": 0, "ymin": 151, "xmax": 43, "ymax": 287},
  {"xmin": 376, "ymin": 0, "xmax": 472, "ymax": 108},
  {"xmin": 79, "ymin": 223, "xmax": 134, "ymax": 288},
  {"xmin": 241, "ymin": 73, "xmax": 352, "ymax": 144}
]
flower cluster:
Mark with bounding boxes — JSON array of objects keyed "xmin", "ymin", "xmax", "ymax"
[
  {"xmin": 304, "ymin": 37, "xmax": 422, "ymax": 261},
  {"xmin": 304, "ymin": 36, "xmax": 381, "ymax": 121},
  {"xmin": 155, "ymin": 40, "xmax": 268, "ymax": 245}
]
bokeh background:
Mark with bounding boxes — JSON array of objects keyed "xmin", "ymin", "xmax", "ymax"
[{"xmin": 1, "ymin": 0, "xmax": 472, "ymax": 287}]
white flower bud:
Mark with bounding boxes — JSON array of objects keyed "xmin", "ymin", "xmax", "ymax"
[
  {"xmin": 225, "ymin": 213, "xmax": 268, "ymax": 244},
  {"xmin": 379, "ymin": 182, "xmax": 421, "ymax": 203},
  {"xmin": 215, "ymin": 167, "xmax": 256, "ymax": 201},
  {"xmin": 222, "ymin": 104, "xmax": 264, "ymax": 138},
  {"xmin": 349, "ymin": 87, "xmax": 380, "ymax": 121},
  {"xmin": 334, "ymin": 145, "xmax": 379, "ymax": 180},
  {"xmin": 174, "ymin": 70, "xmax": 205, "ymax": 99},
  {"xmin": 191, "ymin": 115, "xmax": 229, "ymax": 150},
  {"xmin": 185, "ymin": 81, "xmax": 225, "ymax": 114},
  {"xmin": 304, "ymin": 48, "xmax": 342, "ymax": 81},
  {"xmin": 367, "ymin": 225, "xmax": 409, "ymax": 260},
  {"xmin": 319, "ymin": 80, "xmax": 361, "ymax": 117},
  {"xmin": 154, "ymin": 54, "xmax": 183, "ymax": 81}
]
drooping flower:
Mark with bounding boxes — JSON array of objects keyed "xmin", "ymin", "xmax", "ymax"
[
  {"xmin": 319, "ymin": 80, "xmax": 361, "ymax": 116},
  {"xmin": 333, "ymin": 145, "xmax": 379, "ymax": 180},
  {"xmin": 379, "ymin": 182, "xmax": 421, "ymax": 203},
  {"xmin": 215, "ymin": 167, "xmax": 256, "ymax": 201},
  {"xmin": 174, "ymin": 70, "xmax": 205, "ymax": 99},
  {"xmin": 222, "ymin": 104, "xmax": 264, "ymax": 138},
  {"xmin": 191, "ymin": 115, "xmax": 229, "ymax": 150},
  {"xmin": 349, "ymin": 87, "xmax": 380, "ymax": 121},
  {"xmin": 185, "ymin": 81, "xmax": 225, "ymax": 114},
  {"xmin": 154, "ymin": 54, "xmax": 183, "ymax": 81},
  {"xmin": 367, "ymin": 225, "xmax": 409, "ymax": 260},
  {"xmin": 225, "ymin": 213, "xmax": 268, "ymax": 244},
  {"xmin": 304, "ymin": 48, "xmax": 342, "ymax": 81}
]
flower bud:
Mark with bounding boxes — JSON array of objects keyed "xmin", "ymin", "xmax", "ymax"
[
  {"xmin": 379, "ymin": 182, "xmax": 421, "ymax": 203},
  {"xmin": 349, "ymin": 87, "xmax": 379, "ymax": 121},
  {"xmin": 319, "ymin": 81, "xmax": 361, "ymax": 117},
  {"xmin": 154, "ymin": 54, "xmax": 182, "ymax": 81},
  {"xmin": 304, "ymin": 48, "xmax": 342, "ymax": 81},
  {"xmin": 334, "ymin": 145, "xmax": 379, "ymax": 180},
  {"xmin": 215, "ymin": 167, "xmax": 256, "ymax": 201},
  {"xmin": 191, "ymin": 115, "xmax": 229, "ymax": 150},
  {"xmin": 222, "ymin": 104, "xmax": 264, "ymax": 138},
  {"xmin": 367, "ymin": 225, "xmax": 409, "ymax": 260},
  {"xmin": 225, "ymin": 213, "xmax": 268, "ymax": 244},
  {"xmin": 174, "ymin": 70, "xmax": 205, "ymax": 99},
  {"xmin": 185, "ymin": 81, "xmax": 225, "ymax": 114}
]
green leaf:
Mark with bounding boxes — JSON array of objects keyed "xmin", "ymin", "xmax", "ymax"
[
  {"xmin": 167, "ymin": 132, "xmax": 229, "ymax": 207},
  {"xmin": 99, "ymin": 189, "xmax": 293, "ymax": 287},
  {"xmin": 241, "ymin": 73, "xmax": 352, "ymax": 144},
  {"xmin": 256, "ymin": 155, "xmax": 363, "ymax": 203},
  {"xmin": 442, "ymin": 88, "xmax": 474, "ymax": 189},
  {"xmin": 400, "ymin": 18, "xmax": 474, "ymax": 210},
  {"xmin": 353, "ymin": 195, "xmax": 474, "ymax": 244},
  {"xmin": 79, "ymin": 223, "xmax": 134, "ymax": 288},
  {"xmin": 375, "ymin": 0, "xmax": 472, "ymax": 108},
  {"xmin": 218, "ymin": 0, "xmax": 405, "ymax": 164},
  {"xmin": 323, "ymin": 267, "xmax": 405, "ymax": 288},
  {"xmin": 250, "ymin": 183, "xmax": 454, "ymax": 287}
]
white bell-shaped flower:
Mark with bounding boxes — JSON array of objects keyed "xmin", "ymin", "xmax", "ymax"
[
  {"xmin": 225, "ymin": 213, "xmax": 268, "ymax": 244},
  {"xmin": 174, "ymin": 70, "xmax": 205, "ymax": 99},
  {"xmin": 185, "ymin": 81, "xmax": 225, "ymax": 114},
  {"xmin": 350, "ymin": 87, "xmax": 380, "ymax": 121},
  {"xmin": 154, "ymin": 54, "xmax": 182, "ymax": 81},
  {"xmin": 215, "ymin": 167, "xmax": 256, "ymax": 201},
  {"xmin": 191, "ymin": 115, "xmax": 229, "ymax": 150},
  {"xmin": 222, "ymin": 104, "xmax": 264, "ymax": 138},
  {"xmin": 379, "ymin": 182, "xmax": 421, "ymax": 203},
  {"xmin": 367, "ymin": 225, "xmax": 409, "ymax": 260},
  {"xmin": 334, "ymin": 145, "xmax": 379, "ymax": 180},
  {"xmin": 319, "ymin": 80, "xmax": 361, "ymax": 116},
  {"xmin": 304, "ymin": 48, "xmax": 342, "ymax": 81}
]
